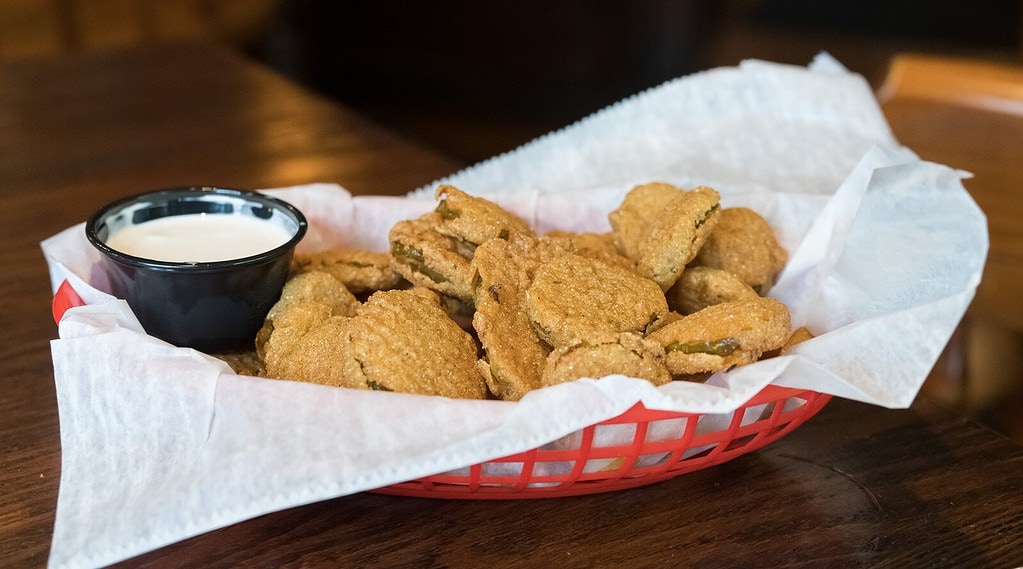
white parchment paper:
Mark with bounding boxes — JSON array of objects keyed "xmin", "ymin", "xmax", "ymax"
[{"xmin": 40, "ymin": 56, "xmax": 987, "ymax": 569}]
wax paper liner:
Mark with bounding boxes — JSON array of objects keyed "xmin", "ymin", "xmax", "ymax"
[{"xmin": 40, "ymin": 56, "xmax": 986, "ymax": 569}]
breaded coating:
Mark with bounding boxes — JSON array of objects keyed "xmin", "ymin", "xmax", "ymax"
[
  {"xmin": 256, "ymin": 271, "xmax": 360, "ymax": 359},
  {"xmin": 666, "ymin": 266, "xmax": 759, "ymax": 315},
  {"xmin": 694, "ymin": 207, "xmax": 787, "ymax": 293},
  {"xmin": 268, "ymin": 315, "xmax": 353, "ymax": 387},
  {"xmin": 389, "ymin": 213, "xmax": 474, "ymax": 301},
  {"xmin": 263, "ymin": 290, "xmax": 486, "ymax": 398},
  {"xmin": 657, "ymin": 311, "xmax": 686, "ymax": 328},
  {"xmin": 781, "ymin": 326, "xmax": 814, "ymax": 354},
  {"xmin": 647, "ymin": 297, "xmax": 791, "ymax": 376},
  {"xmin": 342, "ymin": 289, "xmax": 486, "ymax": 399},
  {"xmin": 761, "ymin": 326, "xmax": 816, "ymax": 360},
  {"xmin": 291, "ymin": 248, "xmax": 403, "ymax": 294},
  {"xmin": 471, "ymin": 236, "xmax": 552, "ymax": 401},
  {"xmin": 434, "ymin": 185, "xmax": 534, "ymax": 246},
  {"xmin": 636, "ymin": 186, "xmax": 721, "ymax": 291},
  {"xmin": 525, "ymin": 253, "xmax": 669, "ymax": 347},
  {"xmin": 541, "ymin": 333, "xmax": 671, "ymax": 387},
  {"xmin": 608, "ymin": 182, "xmax": 683, "ymax": 261},
  {"xmin": 212, "ymin": 350, "xmax": 265, "ymax": 376},
  {"xmin": 267, "ymin": 271, "xmax": 361, "ymax": 320},
  {"xmin": 262, "ymin": 301, "xmax": 343, "ymax": 384},
  {"xmin": 540, "ymin": 231, "xmax": 635, "ymax": 271}
]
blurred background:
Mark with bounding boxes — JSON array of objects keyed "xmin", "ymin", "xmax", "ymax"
[
  {"xmin": 3, "ymin": 0, "xmax": 1022, "ymax": 442},
  {"xmin": 4, "ymin": 1, "xmax": 1020, "ymax": 161}
]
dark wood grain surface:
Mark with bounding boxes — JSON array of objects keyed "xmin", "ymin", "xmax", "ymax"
[
  {"xmin": 113, "ymin": 397, "xmax": 1023, "ymax": 569},
  {"xmin": 1, "ymin": 43, "xmax": 1021, "ymax": 568}
]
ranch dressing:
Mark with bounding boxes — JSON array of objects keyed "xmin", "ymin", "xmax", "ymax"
[{"xmin": 105, "ymin": 213, "xmax": 293, "ymax": 263}]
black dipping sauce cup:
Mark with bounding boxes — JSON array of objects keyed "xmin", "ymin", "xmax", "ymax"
[{"xmin": 86, "ymin": 187, "xmax": 308, "ymax": 352}]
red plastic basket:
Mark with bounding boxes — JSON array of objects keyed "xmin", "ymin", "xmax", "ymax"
[
  {"xmin": 52, "ymin": 280, "xmax": 830, "ymax": 499},
  {"xmin": 376, "ymin": 385, "xmax": 829, "ymax": 498}
]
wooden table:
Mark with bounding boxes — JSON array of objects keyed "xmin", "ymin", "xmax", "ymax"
[{"xmin": 2, "ymin": 44, "xmax": 1021, "ymax": 568}]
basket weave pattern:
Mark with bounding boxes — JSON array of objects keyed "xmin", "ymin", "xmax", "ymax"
[{"xmin": 378, "ymin": 386, "xmax": 830, "ymax": 498}]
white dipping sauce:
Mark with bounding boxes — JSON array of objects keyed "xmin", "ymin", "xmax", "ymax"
[{"xmin": 105, "ymin": 213, "xmax": 293, "ymax": 263}]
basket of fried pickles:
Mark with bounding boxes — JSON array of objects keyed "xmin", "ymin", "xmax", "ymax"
[
  {"xmin": 43, "ymin": 60, "xmax": 988, "ymax": 569},
  {"xmin": 224, "ymin": 182, "xmax": 824, "ymax": 496}
]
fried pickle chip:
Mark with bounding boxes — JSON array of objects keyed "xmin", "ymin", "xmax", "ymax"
[
  {"xmin": 291, "ymin": 248, "xmax": 403, "ymax": 294},
  {"xmin": 694, "ymin": 207, "xmax": 787, "ymax": 293},
  {"xmin": 540, "ymin": 231, "xmax": 635, "ymax": 271},
  {"xmin": 263, "ymin": 290, "xmax": 486, "ymax": 398},
  {"xmin": 781, "ymin": 326, "xmax": 814, "ymax": 353},
  {"xmin": 762, "ymin": 326, "xmax": 816, "ymax": 359},
  {"xmin": 636, "ymin": 186, "xmax": 721, "ymax": 291},
  {"xmin": 647, "ymin": 297, "xmax": 791, "ymax": 376},
  {"xmin": 262, "ymin": 301, "xmax": 346, "ymax": 385},
  {"xmin": 541, "ymin": 333, "xmax": 671, "ymax": 388},
  {"xmin": 434, "ymin": 185, "xmax": 534, "ymax": 246},
  {"xmin": 267, "ymin": 270, "xmax": 361, "ymax": 320},
  {"xmin": 608, "ymin": 182, "xmax": 683, "ymax": 261},
  {"xmin": 212, "ymin": 350, "xmax": 265, "ymax": 377},
  {"xmin": 526, "ymin": 253, "xmax": 669, "ymax": 348},
  {"xmin": 389, "ymin": 213, "xmax": 474, "ymax": 301},
  {"xmin": 256, "ymin": 271, "xmax": 361, "ymax": 359},
  {"xmin": 342, "ymin": 289, "xmax": 487, "ymax": 399},
  {"xmin": 666, "ymin": 266, "xmax": 759, "ymax": 315},
  {"xmin": 471, "ymin": 235, "xmax": 553, "ymax": 401}
]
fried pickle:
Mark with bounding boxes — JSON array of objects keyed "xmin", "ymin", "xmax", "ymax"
[
  {"xmin": 541, "ymin": 332, "xmax": 671, "ymax": 387},
  {"xmin": 389, "ymin": 213, "xmax": 475, "ymax": 301},
  {"xmin": 471, "ymin": 235, "xmax": 552, "ymax": 401},
  {"xmin": 540, "ymin": 231, "xmax": 635, "ymax": 271},
  {"xmin": 211, "ymin": 350, "xmax": 265, "ymax": 377},
  {"xmin": 256, "ymin": 271, "xmax": 361, "ymax": 359},
  {"xmin": 263, "ymin": 289, "xmax": 486, "ymax": 398},
  {"xmin": 267, "ymin": 270, "xmax": 361, "ymax": 320},
  {"xmin": 694, "ymin": 207, "xmax": 787, "ymax": 293},
  {"xmin": 434, "ymin": 185, "xmax": 534, "ymax": 247},
  {"xmin": 291, "ymin": 248, "xmax": 403, "ymax": 294},
  {"xmin": 525, "ymin": 253, "xmax": 669, "ymax": 347},
  {"xmin": 666, "ymin": 266, "xmax": 759, "ymax": 315},
  {"xmin": 636, "ymin": 186, "xmax": 721, "ymax": 291},
  {"xmin": 342, "ymin": 289, "xmax": 487, "ymax": 399},
  {"xmin": 608, "ymin": 182, "xmax": 683, "ymax": 261},
  {"xmin": 781, "ymin": 326, "xmax": 814, "ymax": 353},
  {"xmin": 262, "ymin": 301, "xmax": 345, "ymax": 385},
  {"xmin": 647, "ymin": 297, "xmax": 791, "ymax": 376}
]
